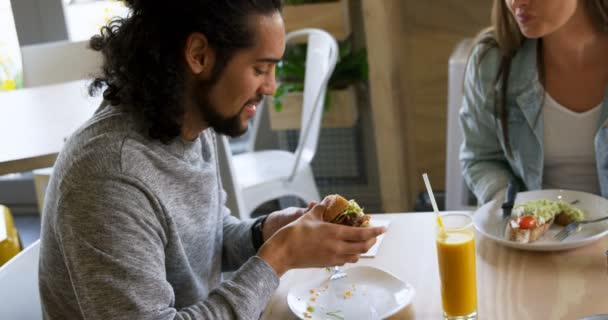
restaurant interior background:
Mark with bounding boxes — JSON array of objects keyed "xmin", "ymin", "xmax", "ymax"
[{"xmin": 0, "ymin": 0, "xmax": 492, "ymax": 247}]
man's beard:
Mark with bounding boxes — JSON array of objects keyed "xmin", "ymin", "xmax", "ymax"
[{"xmin": 193, "ymin": 77, "xmax": 258, "ymax": 138}]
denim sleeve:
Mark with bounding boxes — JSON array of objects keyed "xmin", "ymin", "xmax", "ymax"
[{"xmin": 459, "ymin": 44, "xmax": 516, "ymax": 204}]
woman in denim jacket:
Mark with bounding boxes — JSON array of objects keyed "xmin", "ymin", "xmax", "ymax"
[{"xmin": 460, "ymin": 0, "xmax": 608, "ymax": 204}]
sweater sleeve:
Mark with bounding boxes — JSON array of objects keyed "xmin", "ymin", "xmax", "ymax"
[
  {"xmin": 52, "ymin": 176, "xmax": 279, "ymax": 320},
  {"xmin": 219, "ymin": 188, "xmax": 259, "ymax": 271}
]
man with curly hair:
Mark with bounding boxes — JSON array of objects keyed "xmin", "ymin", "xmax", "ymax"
[{"xmin": 38, "ymin": 1, "xmax": 386, "ymax": 319}]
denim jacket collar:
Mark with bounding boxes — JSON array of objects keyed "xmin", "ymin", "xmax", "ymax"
[
  {"xmin": 460, "ymin": 38, "xmax": 608, "ymax": 201},
  {"xmin": 495, "ymin": 39, "xmax": 608, "ymax": 137},
  {"xmin": 494, "ymin": 40, "xmax": 544, "ymax": 142},
  {"xmin": 600, "ymin": 92, "xmax": 608, "ymax": 128}
]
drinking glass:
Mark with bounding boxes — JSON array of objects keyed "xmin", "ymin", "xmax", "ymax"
[{"xmin": 436, "ymin": 212, "xmax": 477, "ymax": 320}]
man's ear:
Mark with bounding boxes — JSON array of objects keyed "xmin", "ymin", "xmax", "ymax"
[{"xmin": 184, "ymin": 32, "xmax": 214, "ymax": 78}]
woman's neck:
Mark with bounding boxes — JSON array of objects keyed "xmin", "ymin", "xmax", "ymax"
[{"xmin": 542, "ymin": 5, "xmax": 608, "ymax": 69}]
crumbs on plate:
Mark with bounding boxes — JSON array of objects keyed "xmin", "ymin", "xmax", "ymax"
[
  {"xmin": 305, "ymin": 281, "xmax": 358, "ymax": 318},
  {"xmin": 343, "ymin": 290, "xmax": 353, "ymax": 299},
  {"xmin": 343, "ymin": 283, "xmax": 358, "ymax": 299}
]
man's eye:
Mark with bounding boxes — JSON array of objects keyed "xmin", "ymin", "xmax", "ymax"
[{"xmin": 254, "ymin": 68, "xmax": 268, "ymax": 76}]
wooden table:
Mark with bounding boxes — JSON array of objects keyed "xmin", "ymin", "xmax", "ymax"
[
  {"xmin": 262, "ymin": 212, "xmax": 608, "ymax": 319},
  {"xmin": 0, "ymin": 80, "xmax": 100, "ymax": 175}
]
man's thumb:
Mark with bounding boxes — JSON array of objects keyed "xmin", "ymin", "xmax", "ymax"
[
  {"xmin": 310, "ymin": 204, "xmax": 327, "ymax": 220},
  {"xmin": 307, "ymin": 201, "xmax": 316, "ymax": 210}
]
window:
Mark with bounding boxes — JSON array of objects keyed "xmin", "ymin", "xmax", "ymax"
[
  {"xmin": 0, "ymin": 0, "xmax": 21, "ymax": 91},
  {"xmin": 63, "ymin": 0, "xmax": 130, "ymax": 42}
]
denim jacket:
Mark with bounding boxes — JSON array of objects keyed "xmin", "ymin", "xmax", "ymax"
[{"xmin": 459, "ymin": 39, "xmax": 608, "ymax": 204}]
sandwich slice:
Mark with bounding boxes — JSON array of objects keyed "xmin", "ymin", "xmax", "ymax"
[
  {"xmin": 554, "ymin": 200, "xmax": 585, "ymax": 226},
  {"xmin": 505, "ymin": 199, "xmax": 557, "ymax": 243},
  {"xmin": 323, "ymin": 194, "xmax": 370, "ymax": 227}
]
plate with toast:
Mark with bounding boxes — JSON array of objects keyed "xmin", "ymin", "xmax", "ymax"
[{"xmin": 473, "ymin": 189, "xmax": 608, "ymax": 251}]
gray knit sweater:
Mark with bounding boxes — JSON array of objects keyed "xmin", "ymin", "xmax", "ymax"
[{"xmin": 39, "ymin": 103, "xmax": 279, "ymax": 319}]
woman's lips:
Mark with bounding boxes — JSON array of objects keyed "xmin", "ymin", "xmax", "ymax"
[{"xmin": 516, "ymin": 12, "xmax": 533, "ymax": 25}]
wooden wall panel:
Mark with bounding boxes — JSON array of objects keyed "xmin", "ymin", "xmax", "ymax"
[
  {"xmin": 282, "ymin": 0, "xmax": 351, "ymax": 41},
  {"xmin": 362, "ymin": 0, "xmax": 491, "ymax": 211},
  {"xmin": 402, "ymin": 2, "xmax": 490, "ymax": 194},
  {"xmin": 361, "ymin": 0, "xmax": 417, "ymax": 212}
]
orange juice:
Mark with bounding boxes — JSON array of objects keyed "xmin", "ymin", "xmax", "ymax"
[
  {"xmin": 0, "ymin": 205, "xmax": 22, "ymax": 266},
  {"xmin": 436, "ymin": 230, "xmax": 477, "ymax": 317}
]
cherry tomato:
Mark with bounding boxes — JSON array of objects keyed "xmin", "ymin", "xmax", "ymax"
[{"xmin": 518, "ymin": 215, "xmax": 537, "ymax": 229}]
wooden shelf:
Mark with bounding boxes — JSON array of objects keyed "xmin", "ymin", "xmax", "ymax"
[
  {"xmin": 269, "ymin": 86, "xmax": 358, "ymax": 130},
  {"xmin": 283, "ymin": 0, "xmax": 351, "ymax": 41}
]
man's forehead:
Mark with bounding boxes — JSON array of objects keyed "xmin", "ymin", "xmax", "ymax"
[{"xmin": 249, "ymin": 12, "xmax": 285, "ymax": 60}]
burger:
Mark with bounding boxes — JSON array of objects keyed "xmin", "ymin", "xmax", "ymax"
[{"xmin": 322, "ymin": 194, "xmax": 370, "ymax": 227}]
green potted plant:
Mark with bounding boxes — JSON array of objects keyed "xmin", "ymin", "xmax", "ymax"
[{"xmin": 269, "ymin": 40, "xmax": 368, "ymax": 129}]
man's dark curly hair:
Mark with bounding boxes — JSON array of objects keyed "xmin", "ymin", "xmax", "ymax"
[{"xmin": 88, "ymin": 0, "xmax": 283, "ymax": 142}]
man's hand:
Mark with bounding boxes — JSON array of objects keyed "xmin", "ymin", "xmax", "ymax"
[
  {"xmin": 257, "ymin": 203, "xmax": 387, "ymax": 277},
  {"xmin": 262, "ymin": 202, "xmax": 316, "ymax": 241}
]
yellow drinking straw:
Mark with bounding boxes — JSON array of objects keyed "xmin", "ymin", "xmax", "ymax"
[{"xmin": 422, "ymin": 173, "xmax": 444, "ymax": 229}]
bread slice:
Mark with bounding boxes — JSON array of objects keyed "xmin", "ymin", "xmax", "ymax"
[
  {"xmin": 554, "ymin": 212, "xmax": 576, "ymax": 226},
  {"xmin": 505, "ymin": 217, "xmax": 554, "ymax": 243},
  {"xmin": 322, "ymin": 194, "xmax": 370, "ymax": 228},
  {"xmin": 322, "ymin": 194, "xmax": 350, "ymax": 222}
]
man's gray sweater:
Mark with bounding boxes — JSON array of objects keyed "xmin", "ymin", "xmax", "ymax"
[{"xmin": 39, "ymin": 103, "xmax": 279, "ymax": 319}]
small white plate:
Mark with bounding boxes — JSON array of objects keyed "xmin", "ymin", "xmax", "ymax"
[
  {"xmin": 579, "ymin": 315, "xmax": 608, "ymax": 320},
  {"xmin": 361, "ymin": 219, "xmax": 390, "ymax": 258},
  {"xmin": 287, "ymin": 266, "xmax": 415, "ymax": 320},
  {"xmin": 473, "ymin": 189, "xmax": 608, "ymax": 251}
]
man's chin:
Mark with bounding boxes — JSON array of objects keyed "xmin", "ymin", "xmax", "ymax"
[
  {"xmin": 215, "ymin": 124, "xmax": 248, "ymax": 138},
  {"xmin": 231, "ymin": 125, "xmax": 248, "ymax": 138}
]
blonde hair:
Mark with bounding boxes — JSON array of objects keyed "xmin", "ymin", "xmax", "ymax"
[{"xmin": 472, "ymin": 0, "xmax": 608, "ymax": 156}]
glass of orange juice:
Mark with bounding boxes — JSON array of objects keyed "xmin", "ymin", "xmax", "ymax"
[{"xmin": 436, "ymin": 212, "xmax": 477, "ymax": 320}]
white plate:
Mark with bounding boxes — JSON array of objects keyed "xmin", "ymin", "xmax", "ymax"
[
  {"xmin": 361, "ymin": 219, "xmax": 390, "ymax": 258},
  {"xmin": 287, "ymin": 266, "xmax": 415, "ymax": 320},
  {"xmin": 473, "ymin": 189, "xmax": 608, "ymax": 251},
  {"xmin": 579, "ymin": 316, "xmax": 608, "ymax": 320}
]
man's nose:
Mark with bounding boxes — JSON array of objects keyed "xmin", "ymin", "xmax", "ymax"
[{"xmin": 260, "ymin": 74, "xmax": 277, "ymax": 96}]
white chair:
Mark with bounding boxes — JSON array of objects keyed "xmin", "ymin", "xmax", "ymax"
[
  {"xmin": 0, "ymin": 240, "xmax": 42, "ymax": 320},
  {"xmin": 216, "ymin": 133, "xmax": 248, "ymax": 218},
  {"xmin": 20, "ymin": 40, "xmax": 102, "ymax": 88},
  {"xmin": 219, "ymin": 29, "xmax": 339, "ymax": 219},
  {"xmin": 19, "ymin": 40, "xmax": 102, "ymax": 215},
  {"xmin": 445, "ymin": 38, "xmax": 477, "ymax": 210}
]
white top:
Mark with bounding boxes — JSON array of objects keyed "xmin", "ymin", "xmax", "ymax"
[{"xmin": 543, "ymin": 93, "xmax": 601, "ymax": 194}]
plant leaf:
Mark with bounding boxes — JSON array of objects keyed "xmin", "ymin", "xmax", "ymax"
[{"xmin": 273, "ymin": 38, "xmax": 368, "ymax": 111}]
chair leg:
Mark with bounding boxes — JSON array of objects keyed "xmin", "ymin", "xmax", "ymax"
[
  {"xmin": 297, "ymin": 171, "xmax": 321, "ymax": 204},
  {"xmin": 240, "ymin": 168, "xmax": 321, "ymax": 216},
  {"xmin": 33, "ymin": 167, "xmax": 53, "ymax": 216}
]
